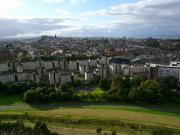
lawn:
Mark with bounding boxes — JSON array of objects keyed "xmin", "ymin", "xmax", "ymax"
[
  {"xmin": 0, "ymin": 101, "xmax": 180, "ymax": 128},
  {"xmin": 0, "ymin": 93, "xmax": 180, "ymax": 134},
  {"xmin": 90, "ymin": 87, "xmax": 104, "ymax": 95},
  {"xmin": 0, "ymin": 94, "xmax": 23, "ymax": 105}
]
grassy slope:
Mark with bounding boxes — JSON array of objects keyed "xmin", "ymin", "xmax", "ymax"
[
  {"xmin": 0, "ymin": 94, "xmax": 23, "ymax": 105},
  {"xmin": 1, "ymin": 120, "xmax": 150, "ymax": 135},
  {"xmin": 0, "ymin": 89, "xmax": 180, "ymax": 131},
  {"xmin": 0, "ymin": 103, "xmax": 180, "ymax": 127}
]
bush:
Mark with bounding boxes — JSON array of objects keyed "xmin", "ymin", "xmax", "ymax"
[
  {"xmin": 129, "ymin": 80, "xmax": 163, "ymax": 104},
  {"xmin": 98, "ymin": 78, "xmax": 111, "ymax": 91},
  {"xmin": 0, "ymin": 82, "xmax": 31, "ymax": 95},
  {"xmin": 24, "ymin": 87, "xmax": 56, "ymax": 103},
  {"xmin": 24, "ymin": 83, "xmax": 77, "ymax": 103},
  {"xmin": 0, "ymin": 120, "xmax": 58, "ymax": 135},
  {"xmin": 112, "ymin": 129, "xmax": 117, "ymax": 135},
  {"xmin": 96, "ymin": 127, "xmax": 102, "ymax": 135},
  {"xmin": 152, "ymin": 128, "xmax": 173, "ymax": 135}
]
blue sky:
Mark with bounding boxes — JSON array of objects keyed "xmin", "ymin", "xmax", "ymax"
[{"xmin": 0, "ymin": 0, "xmax": 180, "ymax": 38}]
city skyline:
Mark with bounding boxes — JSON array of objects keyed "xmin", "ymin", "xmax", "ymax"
[{"xmin": 0, "ymin": 0, "xmax": 180, "ymax": 38}]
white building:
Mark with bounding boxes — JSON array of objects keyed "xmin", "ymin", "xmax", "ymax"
[
  {"xmin": 16, "ymin": 73, "xmax": 29, "ymax": 82},
  {"xmin": 53, "ymin": 60, "xmax": 61, "ymax": 68},
  {"xmin": 89, "ymin": 59, "xmax": 97, "ymax": 67},
  {"xmin": 100, "ymin": 67, "xmax": 108, "ymax": 78},
  {"xmin": 85, "ymin": 72, "xmax": 94, "ymax": 81},
  {"xmin": 158, "ymin": 66, "xmax": 180, "ymax": 82},
  {"xmin": 68, "ymin": 61, "xmax": 78, "ymax": 71},
  {"xmin": 72, "ymin": 72, "xmax": 79, "ymax": 82},
  {"xmin": 0, "ymin": 74, "xmax": 15, "ymax": 83},
  {"xmin": 21, "ymin": 61, "xmax": 40, "ymax": 70},
  {"xmin": 130, "ymin": 65, "xmax": 148, "ymax": 76},
  {"xmin": 30, "ymin": 72, "xmax": 40, "ymax": 83},
  {"xmin": 78, "ymin": 60, "xmax": 89, "ymax": 66},
  {"xmin": 170, "ymin": 61, "xmax": 180, "ymax": 67},
  {"xmin": 109, "ymin": 63, "xmax": 121, "ymax": 75},
  {"xmin": 60, "ymin": 73, "xmax": 72, "ymax": 84},
  {"xmin": 147, "ymin": 63, "xmax": 180, "ymax": 82},
  {"xmin": 16, "ymin": 65, "xmax": 24, "ymax": 73},
  {"xmin": 79, "ymin": 65, "xmax": 89, "ymax": 75},
  {"xmin": 0, "ymin": 72, "xmax": 35, "ymax": 83},
  {"xmin": 60, "ymin": 61, "xmax": 68, "ymax": 70},
  {"xmin": 41, "ymin": 61, "xmax": 53, "ymax": 69},
  {"xmin": 99, "ymin": 56, "xmax": 110, "ymax": 65},
  {"xmin": 0, "ymin": 62, "xmax": 10, "ymax": 73},
  {"xmin": 121, "ymin": 65, "xmax": 130, "ymax": 76}
]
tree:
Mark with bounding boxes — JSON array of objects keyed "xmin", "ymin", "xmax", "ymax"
[
  {"xmin": 0, "ymin": 82, "xmax": 8, "ymax": 94},
  {"xmin": 34, "ymin": 121, "xmax": 50, "ymax": 135},
  {"xmin": 98, "ymin": 78, "xmax": 111, "ymax": 91},
  {"xmin": 56, "ymin": 83, "xmax": 76, "ymax": 101},
  {"xmin": 129, "ymin": 80, "xmax": 163, "ymax": 104},
  {"xmin": 24, "ymin": 89, "xmax": 40, "ymax": 103},
  {"xmin": 24, "ymin": 87, "xmax": 56, "ymax": 103},
  {"xmin": 157, "ymin": 76, "xmax": 178, "ymax": 100},
  {"xmin": 144, "ymin": 38, "xmax": 160, "ymax": 48},
  {"xmin": 106, "ymin": 75, "xmax": 131, "ymax": 101},
  {"xmin": 131, "ymin": 75, "xmax": 147, "ymax": 87}
]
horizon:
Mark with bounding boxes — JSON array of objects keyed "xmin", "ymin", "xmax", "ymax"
[
  {"xmin": 0, "ymin": 0, "xmax": 180, "ymax": 38},
  {"xmin": 1, "ymin": 35, "xmax": 180, "ymax": 40}
]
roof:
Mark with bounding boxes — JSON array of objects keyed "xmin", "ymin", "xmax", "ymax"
[{"xmin": 110, "ymin": 56, "xmax": 130, "ymax": 64}]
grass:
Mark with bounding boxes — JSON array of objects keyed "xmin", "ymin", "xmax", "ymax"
[
  {"xmin": 0, "ymin": 102, "xmax": 180, "ymax": 128},
  {"xmin": 1, "ymin": 120, "xmax": 151, "ymax": 135},
  {"xmin": 0, "ymin": 94, "xmax": 23, "ymax": 105},
  {"xmin": 90, "ymin": 87, "xmax": 104, "ymax": 95},
  {"xmin": 0, "ymin": 93, "xmax": 180, "ymax": 134}
]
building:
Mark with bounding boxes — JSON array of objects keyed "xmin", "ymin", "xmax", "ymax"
[
  {"xmin": 89, "ymin": 59, "xmax": 97, "ymax": 67},
  {"xmin": 130, "ymin": 64, "xmax": 149, "ymax": 77},
  {"xmin": 85, "ymin": 72, "xmax": 94, "ymax": 81},
  {"xmin": 68, "ymin": 61, "xmax": 78, "ymax": 71},
  {"xmin": 0, "ymin": 62, "xmax": 11, "ymax": 73},
  {"xmin": 147, "ymin": 63, "xmax": 180, "ymax": 82},
  {"xmin": 170, "ymin": 61, "xmax": 180, "ymax": 67},
  {"xmin": 60, "ymin": 73, "xmax": 72, "ymax": 84},
  {"xmin": 109, "ymin": 63, "xmax": 121, "ymax": 76}
]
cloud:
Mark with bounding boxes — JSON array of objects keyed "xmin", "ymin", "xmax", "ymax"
[
  {"xmin": 42, "ymin": 0, "xmax": 64, "ymax": 3},
  {"xmin": 0, "ymin": 18, "xmax": 72, "ymax": 38},
  {"xmin": 42, "ymin": 0, "xmax": 87, "ymax": 5},
  {"xmin": 0, "ymin": 0, "xmax": 180, "ymax": 38},
  {"xmin": 0, "ymin": 0, "xmax": 24, "ymax": 18},
  {"xmin": 80, "ymin": 0, "xmax": 180, "ymax": 37},
  {"xmin": 81, "ymin": 0, "xmax": 180, "ymax": 21},
  {"xmin": 69, "ymin": 0, "xmax": 87, "ymax": 5},
  {"xmin": 0, "ymin": 0, "xmax": 23, "ymax": 9},
  {"xmin": 54, "ymin": 9, "xmax": 71, "ymax": 16},
  {"xmin": 81, "ymin": 9, "xmax": 109, "ymax": 17}
]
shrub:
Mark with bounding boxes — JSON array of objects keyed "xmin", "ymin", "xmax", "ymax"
[
  {"xmin": 96, "ymin": 127, "xmax": 102, "ymax": 135},
  {"xmin": 152, "ymin": 128, "xmax": 173, "ymax": 135},
  {"xmin": 98, "ymin": 78, "xmax": 111, "ymax": 91}
]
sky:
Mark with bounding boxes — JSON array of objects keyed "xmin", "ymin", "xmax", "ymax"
[{"xmin": 0, "ymin": 0, "xmax": 180, "ymax": 38}]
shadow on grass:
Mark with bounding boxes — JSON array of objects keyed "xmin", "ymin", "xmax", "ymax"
[
  {"xmin": 1, "ymin": 94, "xmax": 180, "ymax": 118},
  {"xmin": 28, "ymin": 101, "xmax": 180, "ymax": 118},
  {"xmin": 0, "ymin": 94, "xmax": 23, "ymax": 105}
]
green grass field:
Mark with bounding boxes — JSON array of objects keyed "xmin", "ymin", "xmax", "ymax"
[
  {"xmin": 0, "ymin": 94, "xmax": 23, "ymax": 105},
  {"xmin": 1, "ymin": 90, "xmax": 180, "ymax": 135}
]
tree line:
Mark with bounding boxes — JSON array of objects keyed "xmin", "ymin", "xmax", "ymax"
[
  {"xmin": 0, "ymin": 75, "xmax": 180, "ymax": 104},
  {"xmin": 103, "ymin": 75, "xmax": 180, "ymax": 104}
]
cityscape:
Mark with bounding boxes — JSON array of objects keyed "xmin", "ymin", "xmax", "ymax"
[{"xmin": 0, "ymin": 0, "xmax": 180, "ymax": 135}]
